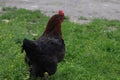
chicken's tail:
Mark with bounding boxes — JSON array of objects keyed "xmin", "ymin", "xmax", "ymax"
[{"xmin": 21, "ymin": 38, "xmax": 37, "ymax": 53}]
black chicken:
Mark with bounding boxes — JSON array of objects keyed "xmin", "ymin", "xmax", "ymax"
[{"xmin": 22, "ymin": 10, "xmax": 65, "ymax": 77}]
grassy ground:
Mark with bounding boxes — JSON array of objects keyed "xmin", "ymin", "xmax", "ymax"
[{"xmin": 0, "ymin": 7, "xmax": 120, "ymax": 80}]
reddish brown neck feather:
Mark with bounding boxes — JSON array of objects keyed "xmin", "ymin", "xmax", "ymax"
[{"xmin": 43, "ymin": 15, "xmax": 62, "ymax": 38}]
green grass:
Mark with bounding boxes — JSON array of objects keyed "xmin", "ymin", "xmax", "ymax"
[
  {"xmin": 79, "ymin": 16, "xmax": 88, "ymax": 20},
  {"xmin": 0, "ymin": 7, "xmax": 120, "ymax": 80}
]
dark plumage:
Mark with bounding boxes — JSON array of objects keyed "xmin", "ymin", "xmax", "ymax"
[{"xmin": 22, "ymin": 10, "xmax": 65, "ymax": 77}]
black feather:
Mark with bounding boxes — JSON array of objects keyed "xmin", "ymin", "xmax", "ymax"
[{"xmin": 21, "ymin": 13, "xmax": 65, "ymax": 78}]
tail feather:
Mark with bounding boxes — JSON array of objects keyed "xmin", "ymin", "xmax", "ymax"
[{"xmin": 21, "ymin": 38, "xmax": 38, "ymax": 53}]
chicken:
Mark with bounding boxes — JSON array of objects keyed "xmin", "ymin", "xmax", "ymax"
[{"xmin": 22, "ymin": 10, "xmax": 65, "ymax": 77}]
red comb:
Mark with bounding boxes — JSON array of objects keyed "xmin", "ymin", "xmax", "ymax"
[{"xmin": 58, "ymin": 10, "xmax": 64, "ymax": 16}]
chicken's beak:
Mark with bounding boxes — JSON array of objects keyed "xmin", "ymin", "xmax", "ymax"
[{"xmin": 64, "ymin": 16, "xmax": 66, "ymax": 19}]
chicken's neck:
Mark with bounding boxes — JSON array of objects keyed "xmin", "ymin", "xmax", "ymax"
[{"xmin": 43, "ymin": 23, "xmax": 62, "ymax": 39}]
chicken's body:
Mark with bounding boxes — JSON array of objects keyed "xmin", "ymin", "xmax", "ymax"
[
  {"xmin": 36, "ymin": 36, "xmax": 65, "ymax": 62},
  {"xmin": 22, "ymin": 10, "xmax": 65, "ymax": 77}
]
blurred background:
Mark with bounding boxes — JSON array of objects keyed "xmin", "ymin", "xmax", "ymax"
[{"xmin": 0, "ymin": 0, "xmax": 120, "ymax": 24}]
